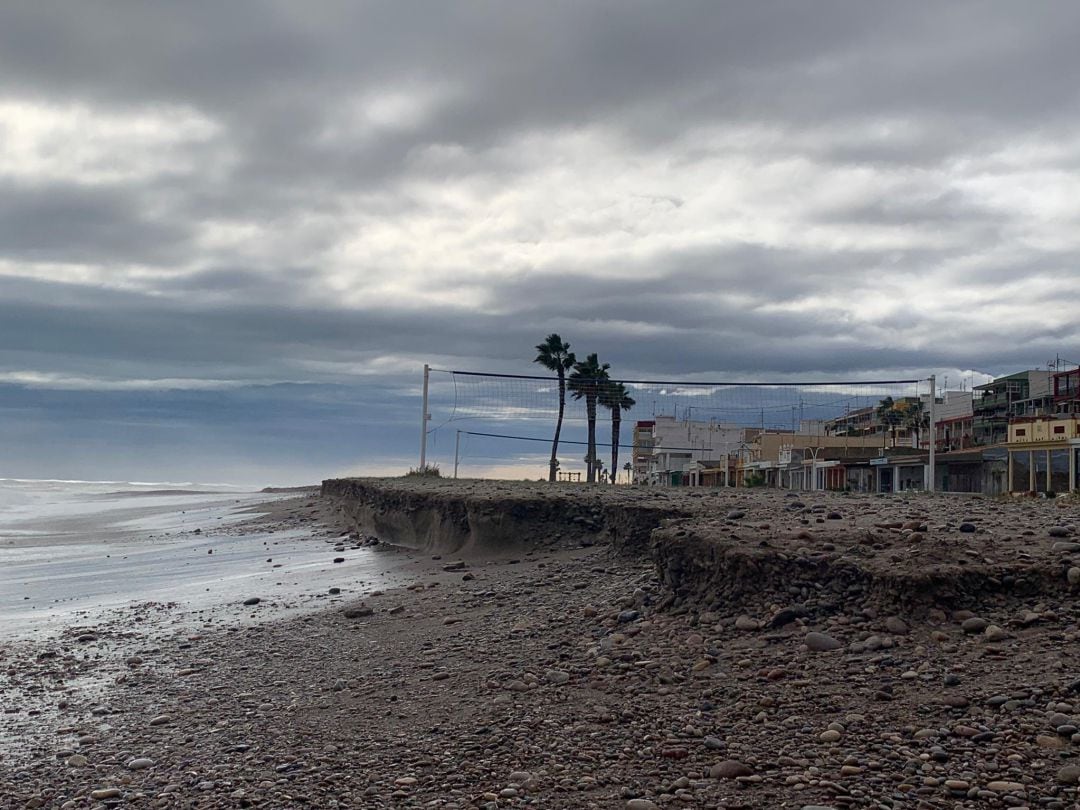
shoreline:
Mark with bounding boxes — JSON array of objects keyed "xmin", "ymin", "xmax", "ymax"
[{"xmin": 3, "ymin": 481, "xmax": 1080, "ymax": 808}]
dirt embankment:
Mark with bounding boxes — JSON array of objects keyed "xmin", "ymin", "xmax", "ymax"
[
  {"xmin": 324, "ymin": 478, "xmax": 1080, "ymax": 618},
  {"xmin": 320, "ymin": 477, "xmax": 690, "ymax": 555}
]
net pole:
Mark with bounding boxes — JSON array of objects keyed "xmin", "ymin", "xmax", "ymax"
[
  {"xmin": 454, "ymin": 430, "xmax": 461, "ymax": 479},
  {"xmin": 928, "ymin": 374, "xmax": 936, "ymax": 493},
  {"xmin": 419, "ymin": 364, "xmax": 430, "ymax": 468}
]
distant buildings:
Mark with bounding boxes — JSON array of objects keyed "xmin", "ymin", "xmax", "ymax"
[
  {"xmin": 972, "ymin": 370, "xmax": 1050, "ymax": 445},
  {"xmin": 934, "ymin": 391, "xmax": 974, "ymax": 451},
  {"xmin": 631, "ymin": 361, "xmax": 1080, "ymax": 495},
  {"xmin": 633, "ymin": 415, "xmax": 755, "ymax": 486}
]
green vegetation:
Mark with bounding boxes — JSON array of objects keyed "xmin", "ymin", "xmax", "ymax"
[
  {"xmin": 876, "ymin": 396, "xmax": 904, "ymax": 447},
  {"xmin": 405, "ymin": 463, "xmax": 442, "ymax": 478},
  {"xmin": 876, "ymin": 396, "xmax": 929, "ymax": 448},
  {"xmin": 744, "ymin": 472, "xmax": 766, "ymax": 487}
]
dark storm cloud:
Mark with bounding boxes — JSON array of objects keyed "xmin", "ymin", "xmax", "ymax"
[{"xmin": 3, "ymin": 263, "xmax": 1066, "ymax": 392}]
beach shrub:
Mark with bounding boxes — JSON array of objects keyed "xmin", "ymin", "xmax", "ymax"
[{"xmin": 406, "ymin": 463, "xmax": 442, "ymax": 478}]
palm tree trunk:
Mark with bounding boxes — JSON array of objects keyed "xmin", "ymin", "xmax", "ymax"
[
  {"xmin": 586, "ymin": 395, "xmax": 597, "ymax": 483},
  {"xmin": 549, "ymin": 373, "xmax": 565, "ymax": 482},
  {"xmin": 610, "ymin": 412, "xmax": 621, "ymax": 485}
]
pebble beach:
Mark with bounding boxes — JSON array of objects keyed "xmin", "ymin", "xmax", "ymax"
[{"xmin": 3, "ymin": 483, "xmax": 1080, "ymax": 809}]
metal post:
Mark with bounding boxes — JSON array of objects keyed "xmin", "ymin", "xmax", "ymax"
[
  {"xmin": 453, "ymin": 430, "xmax": 461, "ymax": 479},
  {"xmin": 419, "ymin": 364, "xmax": 430, "ymax": 468},
  {"xmin": 927, "ymin": 374, "xmax": 936, "ymax": 492}
]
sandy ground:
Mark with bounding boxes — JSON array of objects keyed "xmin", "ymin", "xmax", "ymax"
[{"xmin": 3, "ymin": 485, "xmax": 1080, "ymax": 809}]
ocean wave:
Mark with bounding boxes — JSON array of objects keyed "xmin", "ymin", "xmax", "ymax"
[{"xmin": 0, "ymin": 477, "xmax": 245, "ymax": 489}]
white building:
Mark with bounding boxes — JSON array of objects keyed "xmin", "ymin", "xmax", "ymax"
[{"xmin": 645, "ymin": 416, "xmax": 753, "ymax": 485}]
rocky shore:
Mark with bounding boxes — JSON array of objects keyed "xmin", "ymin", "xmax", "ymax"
[{"xmin": 3, "ymin": 481, "xmax": 1080, "ymax": 809}]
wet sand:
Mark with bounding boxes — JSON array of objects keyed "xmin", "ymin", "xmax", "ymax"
[{"xmin": 0, "ymin": 490, "xmax": 410, "ymax": 638}]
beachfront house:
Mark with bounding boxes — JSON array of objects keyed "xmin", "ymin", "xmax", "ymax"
[
  {"xmin": 1006, "ymin": 415, "xmax": 1080, "ymax": 494},
  {"xmin": 972, "ymin": 370, "xmax": 1051, "ymax": 446}
]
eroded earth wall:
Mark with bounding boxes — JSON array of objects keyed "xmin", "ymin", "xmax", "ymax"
[{"xmin": 322, "ymin": 478, "xmax": 1080, "ymax": 618}]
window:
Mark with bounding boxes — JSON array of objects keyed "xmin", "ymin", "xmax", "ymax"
[
  {"xmin": 1015, "ymin": 428, "xmax": 1026, "ymax": 436},
  {"xmin": 1054, "ymin": 425, "xmax": 1065, "ymax": 434}
]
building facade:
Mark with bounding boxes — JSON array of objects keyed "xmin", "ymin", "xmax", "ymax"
[
  {"xmin": 973, "ymin": 370, "xmax": 1051, "ymax": 446},
  {"xmin": 1006, "ymin": 416, "xmax": 1080, "ymax": 493}
]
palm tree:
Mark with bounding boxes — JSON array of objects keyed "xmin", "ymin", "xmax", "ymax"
[
  {"xmin": 623, "ymin": 461, "xmax": 632, "ymax": 484},
  {"xmin": 567, "ymin": 353, "xmax": 610, "ymax": 483},
  {"xmin": 876, "ymin": 396, "xmax": 903, "ymax": 448},
  {"xmin": 902, "ymin": 399, "xmax": 927, "ymax": 448},
  {"xmin": 600, "ymin": 380, "xmax": 635, "ymax": 486},
  {"xmin": 534, "ymin": 334, "xmax": 576, "ymax": 482}
]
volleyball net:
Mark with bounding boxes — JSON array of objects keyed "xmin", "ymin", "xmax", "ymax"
[{"xmin": 419, "ymin": 367, "xmax": 930, "ymax": 480}]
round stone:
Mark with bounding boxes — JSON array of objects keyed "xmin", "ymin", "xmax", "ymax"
[
  {"xmin": 805, "ymin": 631, "xmax": 843, "ymax": 651},
  {"xmin": 961, "ymin": 617, "xmax": 989, "ymax": 634},
  {"xmin": 1057, "ymin": 764, "xmax": 1080, "ymax": 785},
  {"xmin": 710, "ymin": 760, "xmax": 753, "ymax": 779}
]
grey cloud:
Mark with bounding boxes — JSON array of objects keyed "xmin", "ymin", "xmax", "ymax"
[
  {"xmin": 1, "ymin": 2, "xmax": 1079, "ymax": 479},
  {"xmin": 0, "ymin": 183, "xmax": 189, "ymax": 264},
  {"xmin": 812, "ymin": 189, "xmax": 1008, "ymax": 228},
  {"xmin": 4, "ymin": 3, "xmax": 1077, "ymax": 191}
]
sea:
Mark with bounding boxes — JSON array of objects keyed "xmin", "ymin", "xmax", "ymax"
[{"xmin": 0, "ymin": 478, "xmax": 402, "ymax": 638}]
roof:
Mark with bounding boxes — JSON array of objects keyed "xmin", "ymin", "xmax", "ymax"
[
  {"xmin": 973, "ymin": 370, "xmax": 1036, "ymax": 390},
  {"xmin": 812, "ymin": 446, "xmax": 883, "ymax": 461},
  {"xmin": 933, "ymin": 450, "xmax": 984, "ymax": 464}
]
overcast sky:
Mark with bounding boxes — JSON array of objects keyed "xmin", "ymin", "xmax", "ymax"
[{"xmin": 2, "ymin": 2, "xmax": 1079, "ymax": 484}]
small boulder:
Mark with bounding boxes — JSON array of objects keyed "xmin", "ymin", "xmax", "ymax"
[
  {"xmin": 961, "ymin": 617, "xmax": 989, "ymax": 634},
  {"xmin": 805, "ymin": 631, "xmax": 843, "ymax": 652},
  {"xmin": 735, "ymin": 615, "xmax": 761, "ymax": 631},
  {"xmin": 710, "ymin": 760, "xmax": 753, "ymax": 779},
  {"xmin": 1057, "ymin": 764, "xmax": 1080, "ymax": 785},
  {"xmin": 884, "ymin": 616, "xmax": 909, "ymax": 635}
]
